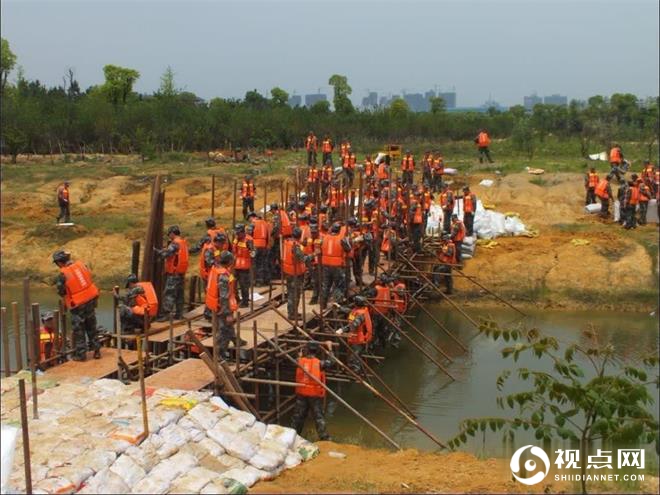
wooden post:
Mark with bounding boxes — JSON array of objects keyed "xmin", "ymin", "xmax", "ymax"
[
  {"xmin": 30, "ymin": 303, "xmax": 40, "ymax": 419},
  {"xmin": 235, "ymin": 313, "xmax": 241, "ymax": 373},
  {"xmin": 168, "ymin": 312, "xmax": 174, "ymax": 366},
  {"xmin": 52, "ymin": 309, "xmax": 61, "ymax": 361},
  {"xmin": 141, "ymin": 174, "xmax": 162, "ymax": 283},
  {"xmin": 12, "ymin": 302, "xmax": 22, "ymax": 371},
  {"xmin": 23, "ymin": 277, "xmax": 31, "ymax": 365},
  {"xmin": 252, "ymin": 320, "xmax": 259, "ymax": 413},
  {"xmin": 58, "ymin": 300, "xmax": 68, "ymax": 355},
  {"xmin": 131, "ymin": 241, "xmax": 140, "ymax": 276},
  {"xmin": 2, "ymin": 307, "xmax": 10, "ymax": 377},
  {"xmin": 211, "ymin": 310, "xmax": 220, "ymax": 394},
  {"xmin": 232, "ymin": 180, "xmax": 237, "ymax": 236},
  {"xmin": 115, "ymin": 297, "xmax": 122, "ymax": 381},
  {"xmin": 188, "ymin": 276, "xmax": 198, "ymax": 312},
  {"xmin": 211, "ymin": 174, "xmax": 216, "ymax": 218},
  {"xmin": 274, "ymin": 322, "xmax": 280, "ymax": 423},
  {"xmin": 18, "ymin": 379, "xmax": 33, "ymax": 495},
  {"xmin": 136, "ymin": 336, "xmax": 149, "ymax": 437}
]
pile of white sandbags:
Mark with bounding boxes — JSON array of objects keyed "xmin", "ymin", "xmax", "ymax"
[{"xmin": 1, "ymin": 377, "xmax": 319, "ymax": 494}]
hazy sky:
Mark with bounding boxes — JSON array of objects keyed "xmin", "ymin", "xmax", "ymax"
[{"xmin": 1, "ymin": 0, "xmax": 658, "ymax": 107}]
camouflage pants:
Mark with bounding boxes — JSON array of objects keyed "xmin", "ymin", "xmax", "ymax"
[
  {"xmin": 255, "ymin": 248, "xmax": 269, "ymax": 285},
  {"xmin": 433, "ymin": 264, "xmax": 453, "ymax": 294},
  {"xmin": 235, "ymin": 269, "xmax": 251, "ymax": 306},
  {"xmin": 286, "ymin": 274, "xmax": 304, "ymax": 318},
  {"xmin": 372, "ymin": 313, "xmax": 391, "ymax": 348},
  {"xmin": 291, "ymin": 396, "xmax": 329, "ymax": 440},
  {"xmin": 161, "ymin": 274, "xmax": 185, "ymax": 318},
  {"xmin": 119, "ymin": 305, "xmax": 144, "ymax": 333},
  {"xmin": 442, "ymin": 210, "xmax": 452, "ymax": 233},
  {"xmin": 71, "ymin": 299, "xmax": 99, "ymax": 358},
  {"xmin": 215, "ymin": 315, "xmax": 237, "ymax": 353},
  {"xmin": 320, "ymin": 266, "xmax": 345, "ymax": 308},
  {"xmin": 347, "ymin": 343, "xmax": 365, "ymax": 373},
  {"xmin": 351, "ymin": 251, "xmax": 364, "ymax": 285},
  {"xmin": 638, "ymin": 201, "xmax": 648, "ymax": 225},
  {"xmin": 57, "ymin": 202, "xmax": 70, "ymax": 223},
  {"xmin": 366, "ymin": 242, "xmax": 378, "ymax": 275},
  {"xmin": 411, "ymin": 223, "xmax": 423, "ymax": 253}
]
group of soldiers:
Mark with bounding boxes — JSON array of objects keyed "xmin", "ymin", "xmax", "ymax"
[{"xmin": 585, "ymin": 148, "xmax": 658, "ymax": 229}]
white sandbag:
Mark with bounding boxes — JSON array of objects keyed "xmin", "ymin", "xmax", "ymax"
[
  {"xmin": 584, "ymin": 203, "xmax": 601, "ymax": 214},
  {"xmin": 296, "ymin": 441, "xmax": 320, "ymax": 462},
  {"xmin": 35, "ymin": 476, "xmax": 77, "ymax": 494},
  {"xmin": 130, "ymin": 475, "xmax": 171, "ymax": 495},
  {"xmin": 216, "ymin": 414, "xmax": 246, "ymax": 434},
  {"xmin": 169, "ymin": 466, "xmax": 217, "ymax": 494},
  {"xmin": 479, "ymin": 179, "xmax": 494, "ymax": 187},
  {"xmin": 109, "ymin": 453, "xmax": 147, "ymax": 486},
  {"xmin": 614, "ymin": 200, "xmax": 621, "ymax": 222},
  {"xmin": 646, "ymin": 199, "xmax": 659, "ymax": 223},
  {"xmin": 284, "ymin": 451, "xmax": 303, "ymax": 469},
  {"xmin": 92, "ymin": 379, "xmax": 128, "ymax": 397},
  {"xmin": 225, "ymin": 433, "xmax": 258, "ymax": 462},
  {"xmin": 504, "ymin": 216, "xmax": 527, "ymax": 235},
  {"xmin": 148, "ymin": 452, "xmax": 197, "ymax": 484},
  {"xmin": 462, "ymin": 253, "xmax": 473, "ymax": 260},
  {"xmin": 47, "ymin": 466, "xmax": 94, "ymax": 490},
  {"xmin": 188, "ymin": 403, "xmax": 222, "ymax": 431},
  {"xmin": 156, "ymin": 441, "xmax": 179, "ymax": 460},
  {"xmin": 444, "ymin": 167, "xmax": 457, "ymax": 175},
  {"xmin": 220, "ymin": 467, "xmax": 260, "ymax": 488},
  {"xmin": 200, "ymin": 481, "xmax": 231, "ymax": 494},
  {"xmin": 462, "ymin": 235, "xmax": 476, "ymax": 246},
  {"xmin": 196, "ymin": 437, "xmax": 226, "ymax": 458},
  {"xmin": 247, "ymin": 421, "xmax": 267, "ymax": 440},
  {"xmin": 124, "ymin": 440, "xmax": 160, "ymax": 472},
  {"xmin": 210, "ymin": 396, "xmax": 232, "ymax": 412},
  {"xmin": 76, "ymin": 450, "xmax": 116, "ymax": 474},
  {"xmin": 264, "ymin": 424, "xmax": 297, "ymax": 450},
  {"xmin": 228, "ymin": 410, "xmax": 256, "ymax": 429},
  {"xmin": 176, "ymin": 417, "xmax": 205, "ymax": 442},
  {"xmin": 1, "ymin": 425, "xmax": 18, "ymax": 493},
  {"xmin": 208, "ymin": 423, "xmax": 238, "ymax": 449},
  {"xmin": 78, "ymin": 468, "xmax": 129, "ymax": 495},
  {"xmin": 374, "ymin": 152, "xmax": 387, "ymax": 164},
  {"xmin": 248, "ymin": 446, "xmax": 286, "ymax": 471},
  {"xmin": 588, "ymin": 151, "xmax": 608, "ymax": 161},
  {"xmin": 159, "ymin": 423, "xmax": 191, "ymax": 449},
  {"xmin": 217, "ymin": 454, "xmax": 247, "ymax": 470},
  {"xmin": 150, "ymin": 408, "xmax": 185, "ymax": 431}
]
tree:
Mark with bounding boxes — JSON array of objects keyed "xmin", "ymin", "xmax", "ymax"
[
  {"xmin": 509, "ymin": 104, "xmax": 526, "ymax": 122},
  {"xmin": 328, "ymin": 74, "xmax": 354, "ymax": 114},
  {"xmin": 158, "ymin": 66, "xmax": 178, "ymax": 97},
  {"xmin": 102, "ymin": 64, "xmax": 140, "ymax": 105},
  {"xmin": 448, "ymin": 322, "xmax": 659, "ymax": 494},
  {"xmin": 310, "ymin": 100, "xmax": 330, "ymax": 115},
  {"xmin": 430, "ymin": 96, "xmax": 446, "ymax": 114},
  {"xmin": 244, "ymin": 89, "xmax": 269, "ymax": 110},
  {"xmin": 389, "ymin": 98, "xmax": 410, "ymax": 119},
  {"xmin": 0, "ymin": 37, "xmax": 17, "ymax": 94},
  {"xmin": 270, "ymin": 87, "xmax": 289, "ymax": 106}
]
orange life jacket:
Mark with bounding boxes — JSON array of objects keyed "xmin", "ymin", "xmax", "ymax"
[
  {"xmin": 57, "ymin": 185, "xmax": 69, "ymax": 201},
  {"xmin": 199, "ymin": 241, "xmax": 215, "ymax": 280},
  {"xmin": 423, "ymin": 191, "xmax": 432, "ymax": 210},
  {"xmin": 295, "ymin": 357, "xmax": 326, "ymax": 397},
  {"xmin": 609, "ymin": 147, "xmax": 622, "ymax": 164},
  {"xmin": 241, "ymin": 181, "xmax": 255, "ymax": 199},
  {"xmin": 342, "ymin": 154, "xmax": 356, "ymax": 170},
  {"xmin": 165, "ymin": 236, "xmax": 189, "ymax": 275},
  {"xmin": 411, "ymin": 200, "xmax": 423, "ymax": 224},
  {"xmin": 306, "ymin": 136, "xmax": 317, "ymax": 151},
  {"xmin": 440, "ymin": 191, "xmax": 454, "ymax": 210},
  {"xmin": 595, "ymin": 179, "xmax": 610, "ymax": 199},
  {"xmin": 364, "ymin": 160, "xmax": 375, "ymax": 177},
  {"xmin": 282, "ymin": 239, "xmax": 307, "ymax": 276},
  {"xmin": 373, "ymin": 284, "xmax": 391, "ymax": 315},
  {"xmin": 477, "ymin": 132, "xmax": 491, "ymax": 147},
  {"xmin": 39, "ymin": 327, "xmax": 55, "ymax": 362},
  {"xmin": 464, "ymin": 193, "xmax": 476, "ymax": 213},
  {"xmin": 232, "ymin": 236, "xmax": 252, "ymax": 270},
  {"xmin": 132, "ymin": 281, "xmax": 159, "ymax": 317},
  {"xmin": 401, "ymin": 156, "xmax": 414, "ymax": 172},
  {"xmin": 300, "ymin": 225, "xmax": 314, "ymax": 256},
  {"xmin": 348, "ymin": 307, "xmax": 373, "ymax": 345},
  {"xmin": 381, "ymin": 229, "xmax": 393, "ymax": 253},
  {"xmin": 328, "ymin": 187, "xmax": 340, "ymax": 208},
  {"xmin": 307, "ymin": 168, "xmax": 319, "ymax": 182},
  {"xmin": 207, "ymin": 227, "xmax": 226, "ymax": 240},
  {"xmin": 433, "ymin": 158, "xmax": 444, "ymax": 175},
  {"xmin": 206, "ymin": 266, "xmax": 238, "ymax": 312},
  {"xmin": 321, "ymin": 233, "xmax": 346, "ymax": 267},
  {"xmin": 628, "ymin": 185, "xmax": 640, "ymax": 206},
  {"xmin": 60, "ymin": 260, "xmax": 100, "ymax": 309},
  {"xmin": 322, "ymin": 166, "xmax": 334, "ymax": 182},
  {"xmin": 587, "ymin": 172, "xmax": 599, "ymax": 188},
  {"xmin": 439, "ymin": 241, "xmax": 456, "ymax": 264},
  {"xmin": 452, "ymin": 220, "xmax": 466, "ymax": 242},
  {"xmin": 392, "ymin": 282, "xmax": 408, "ymax": 314},
  {"xmin": 279, "ymin": 210, "xmax": 293, "ymax": 237},
  {"xmin": 322, "ymin": 139, "xmax": 332, "ymax": 153},
  {"xmin": 251, "ymin": 218, "xmax": 269, "ymax": 248},
  {"xmin": 639, "ymin": 183, "xmax": 651, "ymax": 202},
  {"xmin": 377, "ymin": 162, "xmax": 389, "ymax": 180}
]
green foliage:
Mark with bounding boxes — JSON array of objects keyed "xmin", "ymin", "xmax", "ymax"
[
  {"xmin": 270, "ymin": 87, "xmax": 289, "ymax": 106},
  {"xmin": 389, "ymin": 98, "xmax": 410, "ymax": 119},
  {"xmin": 158, "ymin": 66, "xmax": 178, "ymax": 97},
  {"xmin": 430, "ymin": 96, "xmax": 446, "ymax": 114},
  {"xmin": 328, "ymin": 74, "xmax": 354, "ymax": 114},
  {"xmin": 102, "ymin": 64, "xmax": 140, "ymax": 105},
  {"xmin": 1, "ymin": 37, "xmax": 17, "ymax": 93},
  {"xmin": 449, "ymin": 321, "xmax": 659, "ymax": 493}
]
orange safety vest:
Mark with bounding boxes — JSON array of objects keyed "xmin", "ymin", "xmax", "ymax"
[
  {"xmin": 232, "ymin": 237, "xmax": 252, "ymax": 270},
  {"xmin": 57, "ymin": 185, "xmax": 69, "ymax": 202},
  {"xmin": 306, "ymin": 136, "xmax": 317, "ymax": 151},
  {"xmin": 300, "ymin": 225, "xmax": 314, "ymax": 256},
  {"xmin": 381, "ymin": 229, "xmax": 393, "ymax": 253},
  {"xmin": 373, "ymin": 284, "xmax": 391, "ymax": 315},
  {"xmin": 343, "ymin": 154, "xmax": 356, "ymax": 170},
  {"xmin": 322, "ymin": 166, "xmax": 334, "ymax": 182},
  {"xmin": 340, "ymin": 143, "xmax": 349, "ymax": 158},
  {"xmin": 609, "ymin": 147, "xmax": 622, "ymax": 164},
  {"xmin": 206, "ymin": 266, "xmax": 238, "ymax": 313},
  {"xmin": 595, "ymin": 179, "xmax": 610, "ymax": 199},
  {"xmin": 440, "ymin": 191, "xmax": 454, "ymax": 210},
  {"xmin": 411, "ymin": 200, "xmax": 423, "ymax": 224},
  {"xmin": 251, "ymin": 219, "xmax": 269, "ymax": 248},
  {"xmin": 377, "ymin": 162, "xmax": 389, "ymax": 180},
  {"xmin": 401, "ymin": 156, "xmax": 414, "ymax": 172},
  {"xmin": 452, "ymin": 221, "xmax": 466, "ymax": 242},
  {"xmin": 587, "ymin": 172, "xmax": 599, "ymax": 188},
  {"xmin": 295, "ymin": 357, "xmax": 326, "ymax": 397},
  {"xmin": 322, "ymin": 139, "xmax": 332, "ymax": 153},
  {"xmin": 423, "ymin": 192, "xmax": 432, "ymax": 210},
  {"xmin": 39, "ymin": 327, "xmax": 55, "ymax": 362},
  {"xmin": 628, "ymin": 186, "xmax": 640, "ymax": 205},
  {"xmin": 328, "ymin": 187, "xmax": 340, "ymax": 208},
  {"xmin": 165, "ymin": 236, "xmax": 189, "ymax": 275},
  {"xmin": 307, "ymin": 168, "xmax": 319, "ymax": 182},
  {"xmin": 392, "ymin": 282, "xmax": 408, "ymax": 314},
  {"xmin": 207, "ymin": 227, "xmax": 226, "ymax": 240},
  {"xmin": 439, "ymin": 242, "xmax": 456, "ymax": 264},
  {"xmin": 347, "ymin": 307, "xmax": 373, "ymax": 345},
  {"xmin": 433, "ymin": 158, "xmax": 444, "ymax": 176},
  {"xmin": 60, "ymin": 260, "xmax": 100, "ymax": 309},
  {"xmin": 364, "ymin": 160, "xmax": 375, "ymax": 177},
  {"xmin": 282, "ymin": 239, "xmax": 307, "ymax": 276},
  {"xmin": 279, "ymin": 210, "xmax": 293, "ymax": 237},
  {"xmin": 464, "ymin": 194, "xmax": 476, "ymax": 213},
  {"xmin": 241, "ymin": 181, "xmax": 255, "ymax": 199},
  {"xmin": 321, "ymin": 233, "xmax": 345, "ymax": 267},
  {"xmin": 132, "ymin": 281, "xmax": 159, "ymax": 317},
  {"xmin": 477, "ymin": 132, "xmax": 491, "ymax": 147},
  {"xmin": 639, "ymin": 183, "xmax": 651, "ymax": 202},
  {"xmin": 199, "ymin": 241, "xmax": 215, "ymax": 280}
]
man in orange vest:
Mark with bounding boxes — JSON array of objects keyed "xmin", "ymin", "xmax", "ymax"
[
  {"xmin": 205, "ymin": 251, "xmax": 247, "ymax": 357},
  {"xmin": 335, "ymin": 295, "xmax": 372, "ymax": 372},
  {"xmin": 370, "ymin": 273, "xmax": 394, "ymax": 349},
  {"xmin": 637, "ymin": 178, "xmax": 651, "ymax": 226},
  {"xmin": 595, "ymin": 174, "xmax": 614, "ymax": 219},
  {"xmin": 342, "ymin": 150, "xmax": 356, "ymax": 187},
  {"xmin": 189, "ymin": 217, "xmax": 225, "ymax": 255},
  {"xmin": 247, "ymin": 212, "xmax": 270, "ymax": 285},
  {"xmin": 475, "ymin": 129, "xmax": 493, "ymax": 164},
  {"xmin": 38, "ymin": 312, "xmax": 58, "ymax": 368},
  {"xmin": 439, "ymin": 184, "xmax": 455, "ymax": 233},
  {"xmin": 409, "ymin": 191, "xmax": 424, "ymax": 253},
  {"xmin": 320, "ymin": 222, "xmax": 352, "ymax": 309},
  {"xmin": 282, "ymin": 227, "xmax": 314, "ymax": 319},
  {"xmin": 623, "ymin": 179, "xmax": 640, "ymax": 230},
  {"xmin": 431, "ymin": 152, "xmax": 445, "ymax": 192},
  {"xmin": 461, "ymin": 186, "xmax": 477, "ymax": 237},
  {"xmin": 450, "ymin": 214, "xmax": 466, "ymax": 266},
  {"xmin": 584, "ymin": 167, "xmax": 599, "ymax": 205},
  {"xmin": 156, "ymin": 225, "xmax": 189, "ymax": 320},
  {"xmin": 56, "ymin": 180, "xmax": 71, "ymax": 223},
  {"xmin": 240, "ymin": 175, "xmax": 256, "ymax": 220},
  {"xmin": 401, "ymin": 150, "xmax": 415, "ymax": 186},
  {"xmin": 232, "ymin": 224, "xmax": 255, "ymax": 307},
  {"xmin": 433, "ymin": 234, "xmax": 455, "ymax": 294},
  {"xmin": 115, "ymin": 274, "xmax": 159, "ymax": 333},
  {"xmin": 305, "ymin": 131, "xmax": 318, "ymax": 167},
  {"xmin": 422, "ymin": 151, "xmax": 433, "ymax": 188},
  {"xmin": 291, "ymin": 340, "xmax": 333, "ymax": 440},
  {"xmin": 321, "ymin": 135, "xmax": 333, "ymax": 166},
  {"xmin": 53, "ymin": 250, "xmax": 101, "ymax": 361},
  {"xmin": 609, "ymin": 144, "xmax": 625, "ymax": 183}
]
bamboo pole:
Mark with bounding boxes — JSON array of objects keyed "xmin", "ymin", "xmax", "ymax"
[
  {"xmin": 235, "ymin": 313, "xmax": 241, "ymax": 373},
  {"xmin": 406, "ymin": 294, "xmax": 468, "ymax": 352},
  {"xmin": 131, "ymin": 241, "xmax": 140, "ymax": 276},
  {"xmin": 18, "ymin": 379, "xmax": 33, "ymax": 495},
  {"xmin": 252, "ymin": 320, "xmax": 259, "ymax": 413},
  {"xmin": 274, "ymin": 322, "xmax": 280, "ymax": 423},
  {"xmin": 232, "ymin": 180, "xmax": 237, "ymax": 238},
  {"xmin": 12, "ymin": 302, "xmax": 22, "ymax": 371},
  {"xmin": 29, "ymin": 303, "xmax": 40, "ymax": 419},
  {"xmin": 59, "ymin": 300, "xmax": 68, "ymax": 355},
  {"xmin": 52, "ymin": 309, "xmax": 61, "ymax": 362},
  {"xmin": 115, "ymin": 294, "xmax": 123, "ymax": 381},
  {"xmin": 136, "ymin": 336, "xmax": 150, "ymax": 437},
  {"xmin": 168, "ymin": 312, "xmax": 174, "ymax": 366},
  {"xmin": 2, "ymin": 307, "xmax": 10, "ymax": 376},
  {"xmin": 211, "ymin": 174, "xmax": 216, "ymax": 218},
  {"xmin": 255, "ymin": 326, "xmax": 402, "ymax": 450},
  {"xmin": 23, "ymin": 278, "xmax": 31, "ymax": 365}
]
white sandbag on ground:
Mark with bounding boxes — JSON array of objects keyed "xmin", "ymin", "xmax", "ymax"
[
  {"xmin": 188, "ymin": 403, "xmax": 223, "ymax": 430},
  {"xmin": 614, "ymin": 200, "xmax": 620, "ymax": 222},
  {"xmin": 646, "ymin": 199, "xmax": 659, "ymax": 223},
  {"xmin": 220, "ymin": 467, "xmax": 261, "ymax": 488},
  {"xmin": 264, "ymin": 424, "xmax": 298, "ymax": 450},
  {"xmin": 78, "ymin": 468, "xmax": 130, "ymax": 495},
  {"xmin": 168, "ymin": 466, "xmax": 217, "ymax": 494},
  {"xmin": 1, "ymin": 425, "xmax": 18, "ymax": 493},
  {"xmin": 584, "ymin": 203, "xmax": 601, "ymax": 214},
  {"xmin": 109, "ymin": 453, "xmax": 147, "ymax": 487}
]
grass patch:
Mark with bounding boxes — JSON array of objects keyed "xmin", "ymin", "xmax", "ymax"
[
  {"xmin": 76, "ymin": 214, "xmax": 143, "ymax": 235},
  {"xmin": 596, "ymin": 244, "xmax": 634, "ymax": 262},
  {"xmin": 529, "ymin": 177, "xmax": 547, "ymax": 187},
  {"xmin": 561, "ymin": 287, "xmax": 659, "ymax": 307},
  {"xmin": 27, "ymin": 224, "xmax": 82, "ymax": 243}
]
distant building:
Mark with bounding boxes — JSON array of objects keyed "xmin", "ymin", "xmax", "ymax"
[
  {"xmin": 524, "ymin": 94, "xmax": 542, "ymax": 110},
  {"xmin": 362, "ymin": 92, "xmax": 378, "ymax": 109},
  {"xmin": 379, "ymin": 96, "xmax": 390, "ymax": 107},
  {"xmin": 543, "ymin": 94, "xmax": 568, "ymax": 106},
  {"xmin": 288, "ymin": 95, "xmax": 302, "ymax": 107},
  {"xmin": 403, "ymin": 93, "xmax": 428, "ymax": 112},
  {"xmin": 437, "ymin": 92, "xmax": 456, "ymax": 109},
  {"xmin": 304, "ymin": 93, "xmax": 327, "ymax": 107},
  {"xmin": 481, "ymin": 99, "xmax": 507, "ymax": 111}
]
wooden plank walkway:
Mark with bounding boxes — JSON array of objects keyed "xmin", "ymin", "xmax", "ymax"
[
  {"xmin": 44, "ymin": 348, "xmax": 139, "ymax": 381},
  {"xmin": 145, "ymin": 358, "xmax": 215, "ymax": 390}
]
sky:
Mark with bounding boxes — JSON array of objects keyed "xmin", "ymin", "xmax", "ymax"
[{"xmin": 1, "ymin": 0, "xmax": 658, "ymax": 107}]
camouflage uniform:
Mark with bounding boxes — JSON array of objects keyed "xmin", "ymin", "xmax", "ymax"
[
  {"xmin": 56, "ymin": 274, "xmax": 99, "ymax": 358},
  {"xmin": 216, "ymin": 269, "xmax": 238, "ymax": 353},
  {"xmin": 320, "ymin": 236, "xmax": 352, "ymax": 308},
  {"xmin": 286, "ymin": 242, "xmax": 313, "ymax": 318},
  {"xmin": 291, "ymin": 353, "xmax": 333, "ymax": 440},
  {"xmin": 160, "ymin": 241, "xmax": 185, "ymax": 318},
  {"xmin": 344, "ymin": 309, "xmax": 368, "ymax": 373},
  {"xmin": 118, "ymin": 286, "xmax": 146, "ymax": 333},
  {"xmin": 269, "ymin": 212, "xmax": 282, "ymax": 279}
]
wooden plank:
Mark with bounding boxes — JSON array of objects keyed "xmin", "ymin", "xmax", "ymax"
[
  {"xmin": 149, "ymin": 325, "xmax": 191, "ymax": 343},
  {"xmin": 144, "ymin": 359, "xmax": 215, "ymax": 390},
  {"xmin": 44, "ymin": 348, "xmax": 139, "ymax": 381}
]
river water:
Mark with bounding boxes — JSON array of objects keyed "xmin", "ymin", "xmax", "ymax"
[{"xmin": 1, "ymin": 287, "xmax": 658, "ymax": 457}]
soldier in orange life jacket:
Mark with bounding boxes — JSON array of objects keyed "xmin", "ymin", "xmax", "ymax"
[
  {"xmin": 623, "ymin": 179, "xmax": 640, "ymax": 230},
  {"xmin": 291, "ymin": 340, "xmax": 333, "ymax": 440},
  {"xmin": 321, "ymin": 160, "xmax": 334, "ymax": 197},
  {"xmin": 584, "ymin": 167, "xmax": 600, "ymax": 205},
  {"xmin": 595, "ymin": 174, "xmax": 614, "ymax": 219},
  {"xmin": 56, "ymin": 180, "xmax": 71, "ymax": 223},
  {"xmin": 475, "ymin": 128, "xmax": 493, "ymax": 163},
  {"xmin": 450, "ymin": 214, "xmax": 466, "ymax": 266},
  {"xmin": 389, "ymin": 278, "xmax": 407, "ymax": 348},
  {"xmin": 320, "ymin": 222, "xmax": 352, "ymax": 309},
  {"xmin": 335, "ymin": 295, "xmax": 372, "ymax": 372},
  {"xmin": 155, "ymin": 225, "xmax": 189, "ymax": 320},
  {"xmin": 53, "ymin": 250, "xmax": 101, "ymax": 361},
  {"xmin": 422, "ymin": 151, "xmax": 433, "ymax": 188},
  {"xmin": 305, "ymin": 131, "xmax": 318, "ymax": 167},
  {"xmin": 205, "ymin": 251, "xmax": 247, "ymax": 357},
  {"xmin": 282, "ymin": 227, "xmax": 314, "ymax": 320},
  {"xmin": 461, "ymin": 186, "xmax": 477, "ymax": 236},
  {"xmin": 369, "ymin": 273, "xmax": 394, "ymax": 349},
  {"xmin": 637, "ymin": 178, "xmax": 651, "ymax": 226},
  {"xmin": 409, "ymin": 191, "xmax": 424, "ymax": 253},
  {"xmin": 439, "ymin": 183, "xmax": 455, "ymax": 233},
  {"xmin": 232, "ymin": 224, "xmax": 255, "ymax": 308},
  {"xmin": 609, "ymin": 144, "xmax": 625, "ymax": 183},
  {"xmin": 342, "ymin": 151, "xmax": 357, "ymax": 187},
  {"xmin": 189, "ymin": 217, "xmax": 225, "ymax": 255},
  {"xmin": 431, "ymin": 152, "xmax": 445, "ymax": 192},
  {"xmin": 115, "ymin": 274, "xmax": 159, "ymax": 333},
  {"xmin": 307, "ymin": 163, "xmax": 319, "ymax": 199},
  {"xmin": 321, "ymin": 135, "xmax": 333, "ymax": 166},
  {"xmin": 307, "ymin": 221, "xmax": 323, "ymax": 304},
  {"xmin": 401, "ymin": 150, "xmax": 415, "ymax": 186},
  {"xmin": 247, "ymin": 212, "xmax": 270, "ymax": 285},
  {"xmin": 240, "ymin": 175, "xmax": 256, "ymax": 220},
  {"xmin": 433, "ymin": 234, "xmax": 455, "ymax": 294},
  {"xmin": 269, "ymin": 203, "xmax": 289, "ymax": 277},
  {"xmin": 38, "ymin": 312, "xmax": 58, "ymax": 367},
  {"xmin": 199, "ymin": 232, "xmax": 230, "ymax": 290}
]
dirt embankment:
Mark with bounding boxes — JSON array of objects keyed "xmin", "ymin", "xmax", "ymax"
[{"xmin": 1, "ymin": 168, "xmax": 657, "ymax": 311}]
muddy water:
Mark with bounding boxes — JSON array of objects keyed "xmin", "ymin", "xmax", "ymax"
[{"xmin": 1, "ymin": 287, "xmax": 658, "ymax": 457}]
